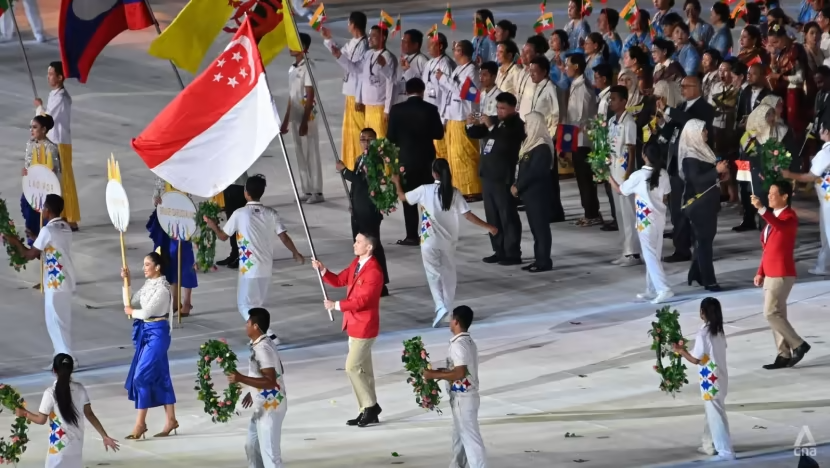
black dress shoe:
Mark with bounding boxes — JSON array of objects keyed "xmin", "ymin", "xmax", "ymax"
[
  {"xmin": 663, "ymin": 231, "xmax": 673, "ymax": 239},
  {"xmin": 732, "ymin": 223, "xmax": 756, "ymax": 232},
  {"xmin": 521, "ymin": 263, "xmax": 537, "ymax": 271},
  {"xmin": 227, "ymin": 259, "xmax": 240, "ymax": 269},
  {"xmin": 705, "ymin": 284, "xmax": 722, "ymax": 292},
  {"xmin": 381, "ymin": 286, "xmax": 390, "ymax": 297},
  {"xmin": 600, "ymin": 221, "xmax": 619, "ymax": 232},
  {"xmin": 517, "ymin": 205, "xmax": 526, "ymax": 212},
  {"xmin": 346, "ymin": 412, "xmax": 364, "ymax": 426},
  {"xmin": 357, "ymin": 404, "xmax": 382, "ymax": 427},
  {"xmin": 762, "ymin": 355, "xmax": 790, "ymax": 370},
  {"xmin": 549, "ymin": 216, "xmax": 566, "ymax": 223},
  {"xmin": 664, "ymin": 253, "xmax": 692, "ymax": 263},
  {"xmin": 498, "ymin": 257, "xmax": 523, "ymax": 266},
  {"xmin": 788, "ymin": 342, "xmax": 811, "ymax": 367},
  {"xmin": 216, "ymin": 256, "xmax": 236, "ymax": 266},
  {"xmin": 482, "ymin": 254, "xmax": 500, "ymax": 264}
]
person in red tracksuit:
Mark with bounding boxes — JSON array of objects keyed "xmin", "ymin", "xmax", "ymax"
[
  {"xmin": 312, "ymin": 232, "xmax": 384, "ymax": 427},
  {"xmin": 751, "ymin": 181, "xmax": 811, "ymax": 370}
]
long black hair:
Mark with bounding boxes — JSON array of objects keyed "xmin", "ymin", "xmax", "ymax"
[
  {"xmin": 587, "ymin": 32, "xmax": 610, "ymax": 62},
  {"xmin": 643, "ymin": 143, "xmax": 664, "ymax": 192},
  {"xmin": 53, "ymin": 353, "xmax": 80, "ymax": 426},
  {"xmin": 432, "ymin": 159, "xmax": 454, "ymax": 211},
  {"xmin": 700, "ymin": 297, "xmax": 725, "ymax": 337}
]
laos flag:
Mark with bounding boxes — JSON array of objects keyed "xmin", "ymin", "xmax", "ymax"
[{"xmin": 59, "ymin": 0, "xmax": 154, "ymax": 83}]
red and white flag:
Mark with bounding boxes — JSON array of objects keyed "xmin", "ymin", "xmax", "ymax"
[{"xmin": 132, "ymin": 18, "xmax": 279, "ymax": 198}]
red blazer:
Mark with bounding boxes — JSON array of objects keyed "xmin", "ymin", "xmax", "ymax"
[
  {"xmin": 757, "ymin": 207, "xmax": 798, "ymax": 278},
  {"xmin": 322, "ymin": 256, "xmax": 383, "ymax": 339}
]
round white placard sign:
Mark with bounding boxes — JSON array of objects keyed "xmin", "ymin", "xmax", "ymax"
[
  {"xmin": 106, "ymin": 180, "xmax": 131, "ymax": 232},
  {"xmin": 156, "ymin": 191, "xmax": 197, "ymax": 241},
  {"xmin": 22, "ymin": 165, "xmax": 62, "ymax": 212}
]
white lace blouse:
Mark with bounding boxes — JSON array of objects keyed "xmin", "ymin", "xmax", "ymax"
[{"xmin": 129, "ymin": 277, "xmax": 172, "ymax": 321}]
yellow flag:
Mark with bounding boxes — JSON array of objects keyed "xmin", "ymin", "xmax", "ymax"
[
  {"xmin": 259, "ymin": 4, "xmax": 303, "ymax": 65},
  {"xmin": 147, "ymin": 0, "xmax": 235, "ymax": 75}
]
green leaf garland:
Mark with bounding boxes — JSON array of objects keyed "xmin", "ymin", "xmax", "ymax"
[
  {"xmin": 0, "ymin": 383, "xmax": 29, "ymax": 464},
  {"xmin": 648, "ymin": 306, "xmax": 689, "ymax": 396},
  {"xmin": 585, "ymin": 117, "xmax": 611, "ymax": 183},
  {"xmin": 0, "ymin": 197, "xmax": 27, "ymax": 272},
  {"xmin": 757, "ymin": 139, "xmax": 792, "ymax": 191},
  {"xmin": 402, "ymin": 336, "xmax": 442, "ymax": 413},
  {"xmin": 195, "ymin": 339, "xmax": 242, "ymax": 423},
  {"xmin": 365, "ymin": 138, "xmax": 405, "ymax": 215},
  {"xmin": 193, "ymin": 201, "xmax": 221, "ymax": 273}
]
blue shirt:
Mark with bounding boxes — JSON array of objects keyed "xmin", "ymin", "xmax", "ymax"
[
  {"xmin": 550, "ymin": 65, "xmax": 571, "ymax": 91},
  {"xmin": 472, "ymin": 36, "xmax": 497, "ymax": 64},
  {"xmin": 675, "ymin": 43, "xmax": 701, "ymax": 76},
  {"xmin": 708, "ymin": 25, "xmax": 733, "ymax": 58},
  {"xmin": 585, "ymin": 54, "xmax": 607, "ymax": 85},
  {"xmin": 605, "ymin": 32, "xmax": 623, "ymax": 65},
  {"xmin": 622, "ymin": 32, "xmax": 654, "ymax": 65},
  {"xmin": 690, "ymin": 21, "xmax": 715, "ymax": 49},
  {"xmin": 566, "ymin": 19, "xmax": 591, "ymax": 53},
  {"xmin": 798, "ymin": 0, "xmax": 818, "ymax": 24}
]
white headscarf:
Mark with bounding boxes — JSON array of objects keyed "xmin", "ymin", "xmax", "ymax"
[
  {"xmin": 618, "ymin": 68, "xmax": 643, "ymax": 108},
  {"xmin": 519, "ymin": 111, "xmax": 555, "ymax": 157},
  {"xmin": 653, "ymin": 80, "xmax": 682, "ymax": 108},
  {"xmin": 757, "ymin": 95, "xmax": 789, "ymax": 140},
  {"xmin": 678, "ymin": 119, "xmax": 717, "ymax": 178},
  {"xmin": 745, "ymin": 103, "xmax": 774, "ymax": 144}
]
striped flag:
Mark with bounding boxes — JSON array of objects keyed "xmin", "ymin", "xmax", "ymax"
[
  {"xmin": 540, "ymin": 0, "xmax": 547, "ymax": 12},
  {"xmin": 380, "ymin": 10, "xmax": 394, "ymax": 30},
  {"xmin": 534, "ymin": 12, "xmax": 555, "ymax": 33},
  {"xmin": 427, "ymin": 24, "xmax": 439, "ymax": 42},
  {"xmin": 301, "ymin": 0, "xmax": 315, "ymax": 7},
  {"xmin": 486, "ymin": 17, "xmax": 496, "ymax": 40},
  {"xmin": 392, "ymin": 14, "xmax": 402, "ymax": 37},
  {"xmin": 746, "ymin": 55, "xmax": 762, "ymax": 66},
  {"xmin": 443, "ymin": 4, "xmax": 456, "ymax": 30},
  {"xmin": 582, "ymin": 0, "xmax": 593, "ymax": 17},
  {"xmin": 731, "ymin": 0, "xmax": 747, "ymax": 19},
  {"xmin": 474, "ymin": 19, "xmax": 486, "ymax": 37},
  {"xmin": 309, "ymin": 4, "xmax": 326, "ymax": 31},
  {"xmin": 621, "ymin": 0, "xmax": 639, "ymax": 26}
]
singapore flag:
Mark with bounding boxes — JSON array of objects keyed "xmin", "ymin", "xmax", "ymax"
[{"xmin": 131, "ymin": 18, "xmax": 280, "ymax": 198}]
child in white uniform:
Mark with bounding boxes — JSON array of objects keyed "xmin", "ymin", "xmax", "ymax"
[
  {"xmin": 391, "ymin": 159, "xmax": 496, "ymax": 327},
  {"xmin": 608, "ymin": 143, "xmax": 674, "ymax": 303},
  {"xmin": 424, "ymin": 305, "xmax": 487, "ymax": 468},
  {"xmin": 16, "ymin": 354, "xmax": 119, "ymax": 468},
  {"xmin": 228, "ymin": 308, "xmax": 288, "ymax": 468},
  {"xmin": 674, "ymin": 298, "xmax": 736, "ymax": 461}
]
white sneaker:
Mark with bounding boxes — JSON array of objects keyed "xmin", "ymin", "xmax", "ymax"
[
  {"xmin": 618, "ymin": 256, "xmax": 642, "ymax": 267},
  {"xmin": 808, "ymin": 268, "xmax": 828, "ymax": 276},
  {"xmin": 697, "ymin": 446, "xmax": 716, "ymax": 456},
  {"xmin": 651, "ymin": 290, "xmax": 675, "ymax": 304},
  {"xmin": 298, "ymin": 193, "xmax": 311, "ymax": 202},
  {"xmin": 611, "ymin": 256, "xmax": 626, "ymax": 265},
  {"xmin": 636, "ymin": 292, "xmax": 656, "ymax": 300},
  {"xmin": 432, "ymin": 309, "xmax": 449, "ymax": 328},
  {"xmin": 707, "ymin": 453, "xmax": 736, "ymax": 462},
  {"xmin": 306, "ymin": 194, "xmax": 325, "ymax": 204}
]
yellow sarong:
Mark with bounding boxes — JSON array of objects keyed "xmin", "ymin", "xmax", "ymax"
[
  {"xmin": 445, "ymin": 121, "xmax": 481, "ymax": 196},
  {"xmin": 434, "ymin": 134, "xmax": 448, "ymax": 160},
  {"xmin": 57, "ymin": 143, "xmax": 81, "ymax": 223},
  {"xmin": 364, "ymin": 104, "xmax": 387, "ymax": 139},
  {"xmin": 341, "ymin": 95, "xmax": 366, "ymax": 170}
]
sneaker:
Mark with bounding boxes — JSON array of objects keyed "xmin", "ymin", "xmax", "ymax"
[
  {"xmin": 697, "ymin": 446, "xmax": 717, "ymax": 456},
  {"xmin": 298, "ymin": 193, "xmax": 311, "ymax": 202},
  {"xmin": 707, "ymin": 453, "xmax": 736, "ymax": 462},
  {"xmin": 636, "ymin": 292, "xmax": 656, "ymax": 300},
  {"xmin": 808, "ymin": 268, "xmax": 828, "ymax": 276},
  {"xmin": 651, "ymin": 290, "xmax": 675, "ymax": 304},
  {"xmin": 306, "ymin": 193, "xmax": 325, "ymax": 204},
  {"xmin": 432, "ymin": 309, "xmax": 449, "ymax": 328},
  {"xmin": 618, "ymin": 256, "xmax": 642, "ymax": 267},
  {"xmin": 611, "ymin": 256, "xmax": 626, "ymax": 265}
]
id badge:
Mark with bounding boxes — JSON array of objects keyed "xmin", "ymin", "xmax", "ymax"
[
  {"xmin": 343, "ymin": 74, "xmax": 349, "ymax": 83},
  {"xmin": 483, "ymin": 140, "xmax": 495, "ymax": 155},
  {"xmin": 370, "ymin": 75, "xmax": 381, "ymax": 86},
  {"xmin": 428, "ymin": 88, "xmax": 437, "ymax": 98}
]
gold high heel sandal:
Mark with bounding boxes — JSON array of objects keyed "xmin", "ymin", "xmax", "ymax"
[
  {"xmin": 153, "ymin": 421, "xmax": 179, "ymax": 438},
  {"xmin": 125, "ymin": 425, "xmax": 147, "ymax": 440}
]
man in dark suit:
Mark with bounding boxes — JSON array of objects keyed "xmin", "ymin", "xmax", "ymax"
[
  {"xmin": 466, "ymin": 92, "xmax": 524, "ymax": 265},
  {"xmin": 336, "ymin": 128, "xmax": 390, "ymax": 296},
  {"xmin": 735, "ymin": 63, "xmax": 770, "ymax": 135},
  {"xmin": 387, "ymin": 77, "xmax": 445, "ymax": 246},
  {"xmin": 657, "ymin": 75, "xmax": 715, "ymax": 263}
]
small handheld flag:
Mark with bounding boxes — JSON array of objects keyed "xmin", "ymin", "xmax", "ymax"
[
  {"xmin": 582, "ymin": 0, "xmax": 593, "ymax": 17},
  {"xmin": 621, "ymin": 0, "xmax": 639, "ymax": 26},
  {"xmin": 427, "ymin": 24, "xmax": 439, "ymax": 42},
  {"xmin": 309, "ymin": 4, "xmax": 326, "ymax": 31},
  {"xmin": 302, "ymin": 0, "xmax": 316, "ymax": 7},
  {"xmin": 486, "ymin": 18, "xmax": 496, "ymax": 40},
  {"xmin": 392, "ymin": 14, "xmax": 402, "ymax": 37},
  {"xmin": 555, "ymin": 124, "xmax": 580, "ymax": 153},
  {"xmin": 540, "ymin": 0, "xmax": 547, "ymax": 12},
  {"xmin": 534, "ymin": 12, "xmax": 555, "ymax": 34},
  {"xmin": 474, "ymin": 19, "xmax": 486, "ymax": 37},
  {"xmin": 443, "ymin": 4, "xmax": 456, "ymax": 30},
  {"xmin": 460, "ymin": 77, "xmax": 480, "ymax": 103},
  {"xmin": 746, "ymin": 55, "xmax": 762, "ymax": 67},
  {"xmin": 380, "ymin": 10, "xmax": 395, "ymax": 30},
  {"xmin": 731, "ymin": 0, "xmax": 747, "ymax": 19}
]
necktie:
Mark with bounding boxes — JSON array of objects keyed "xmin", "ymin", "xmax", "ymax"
[{"xmin": 354, "ymin": 262, "xmax": 361, "ymax": 278}]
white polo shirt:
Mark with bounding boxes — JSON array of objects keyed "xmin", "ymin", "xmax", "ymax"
[
  {"xmin": 446, "ymin": 332, "xmax": 479, "ymax": 395},
  {"xmin": 33, "ymin": 218, "xmax": 76, "ymax": 292},
  {"xmin": 608, "ymin": 112, "xmax": 637, "ymax": 184},
  {"xmin": 222, "ymin": 202, "xmax": 287, "ymax": 278},
  {"xmin": 405, "ymin": 182, "xmax": 471, "ymax": 249},
  {"xmin": 39, "ymin": 381, "xmax": 89, "ymax": 458},
  {"xmin": 691, "ymin": 324, "xmax": 728, "ymax": 401},
  {"xmin": 249, "ymin": 335, "xmax": 287, "ymax": 416},
  {"xmin": 288, "ymin": 60, "xmax": 316, "ymax": 123}
]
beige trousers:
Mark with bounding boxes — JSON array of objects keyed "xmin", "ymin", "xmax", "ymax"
[
  {"xmin": 346, "ymin": 337, "xmax": 377, "ymax": 410},
  {"xmin": 763, "ymin": 276, "xmax": 803, "ymax": 358}
]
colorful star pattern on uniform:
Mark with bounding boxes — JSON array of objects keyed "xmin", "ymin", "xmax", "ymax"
[
  {"xmin": 236, "ymin": 233, "xmax": 255, "ymax": 274},
  {"xmin": 449, "ymin": 367, "xmax": 473, "ymax": 393},
  {"xmin": 618, "ymin": 155, "xmax": 628, "ymax": 172},
  {"xmin": 821, "ymin": 172, "xmax": 830, "ymax": 201},
  {"xmin": 635, "ymin": 196, "xmax": 653, "ymax": 232},
  {"xmin": 48, "ymin": 412, "xmax": 67, "ymax": 454},
  {"xmin": 258, "ymin": 387, "xmax": 284, "ymax": 411},
  {"xmin": 698, "ymin": 354, "xmax": 719, "ymax": 401},
  {"xmin": 43, "ymin": 246, "xmax": 66, "ymax": 289},
  {"xmin": 419, "ymin": 208, "xmax": 432, "ymax": 244}
]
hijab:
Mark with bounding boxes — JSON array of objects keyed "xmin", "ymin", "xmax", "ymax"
[
  {"xmin": 653, "ymin": 80, "xmax": 682, "ymax": 108},
  {"xmin": 758, "ymin": 95, "xmax": 789, "ymax": 139},
  {"xmin": 678, "ymin": 119, "xmax": 717, "ymax": 178},
  {"xmin": 618, "ymin": 68, "xmax": 643, "ymax": 108},
  {"xmin": 745, "ymin": 103, "xmax": 774, "ymax": 143},
  {"xmin": 519, "ymin": 111, "xmax": 555, "ymax": 158}
]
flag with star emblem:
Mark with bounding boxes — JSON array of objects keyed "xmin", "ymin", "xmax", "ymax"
[
  {"xmin": 392, "ymin": 15, "xmax": 402, "ymax": 37},
  {"xmin": 581, "ymin": 0, "xmax": 593, "ymax": 17},
  {"xmin": 485, "ymin": 17, "xmax": 496, "ymax": 40},
  {"xmin": 426, "ymin": 24, "xmax": 439, "ymax": 41},
  {"xmin": 132, "ymin": 18, "xmax": 280, "ymax": 198},
  {"xmin": 621, "ymin": 0, "xmax": 639, "ymax": 26},
  {"xmin": 379, "ymin": 10, "xmax": 395, "ymax": 30},
  {"xmin": 534, "ymin": 12, "xmax": 554, "ymax": 34},
  {"xmin": 442, "ymin": 4, "xmax": 455, "ymax": 30},
  {"xmin": 460, "ymin": 77, "xmax": 480, "ymax": 103},
  {"xmin": 309, "ymin": 4, "xmax": 325, "ymax": 31}
]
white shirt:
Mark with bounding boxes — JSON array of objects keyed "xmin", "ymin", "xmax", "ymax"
[
  {"xmin": 690, "ymin": 323, "xmax": 728, "ymax": 400},
  {"xmin": 597, "ymin": 87, "xmax": 611, "ymax": 117},
  {"xmin": 567, "ymin": 75, "xmax": 598, "ymax": 148},
  {"xmin": 405, "ymin": 182, "xmax": 471, "ymax": 249},
  {"xmin": 332, "ymin": 256, "xmax": 371, "ymax": 312},
  {"xmin": 759, "ymin": 207, "xmax": 786, "ymax": 242},
  {"xmin": 249, "ymin": 335, "xmax": 287, "ymax": 416},
  {"xmin": 446, "ymin": 332, "xmax": 479, "ymax": 395},
  {"xmin": 479, "ymin": 85, "xmax": 501, "ymax": 117},
  {"xmin": 822, "ymin": 32, "xmax": 830, "ymax": 67},
  {"xmin": 423, "ymin": 55, "xmax": 456, "ymax": 116},
  {"xmin": 34, "ymin": 218, "xmax": 76, "ymax": 292},
  {"xmin": 530, "ymin": 79, "xmax": 560, "ymax": 136},
  {"xmin": 222, "ymin": 202, "xmax": 287, "ymax": 278},
  {"xmin": 708, "ymin": 82, "xmax": 736, "ymax": 129},
  {"xmin": 811, "ymin": 142, "xmax": 830, "ymax": 205},
  {"xmin": 438, "ymin": 61, "xmax": 479, "ymax": 121},
  {"xmin": 515, "ymin": 69, "xmax": 536, "ymax": 120},
  {"xmin": 326, "ymin": 37, "xmax": 368, "ymax": 97},
  {"xmin": 393, "ymin": 52, "xmax": 429, "ymax": 104},
  {"xmin": 288, "ymin": 60, "xmax": 315, "ymax": 123},
  {"xmin": 336, "ymin": 48, "xmax": 397, "ymax": 112},
  {"xmin": 36, "ymin": 88, "xmax": 71, "ymax": 146},
  {"xmin": 39, "ymin": 381, "xmax": 89, "ymax": 461},
  {"xmin": 620, "ymin": 166, "xmax": 671, "ymax": 234},
  {"xmin": 608, "ymin": 112, "xmax": 638, "ymax": 184},
  {"xmin": 496, "ymin": 63, "xmax": 521, "ymax": 97}
]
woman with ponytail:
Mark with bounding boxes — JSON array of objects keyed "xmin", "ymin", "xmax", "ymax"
[
  {"xmin": 16, "ymin": 354, "xmax": 119, "ymax": 466},
  {"xmin": 391, "ymin": 159, "xmax": 497, "ymax": 327},
  {"xmin": 607, "ymin": 143, "xmax": 675, "ymax": 304}
]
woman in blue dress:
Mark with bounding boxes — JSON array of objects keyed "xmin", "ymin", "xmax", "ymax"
[
  {"xmin": 673, "ymin": 22, "xmax": 702, "ymax": 76},
  {"xmin": 147, "ymin": 178, "xmax": 198, "ymax": 317},
  {"xmin": 21, "ymin": 115, "xmax": 62, "ymax": 245},
  {"xmin": 472, "ymin": 9, "xmax": 497, "ymax": 64},
  {"xmin": 548, "ymin": 30, "xmax": 572, "ymax": 111},
  {"xmin": 584, "ymin": 32, "xmax": 610, "ymax": 86},
  {"xmin": 599, "ymin": 8, "xmax": 623, "ymax": 67},
  {"xmin": 623, "ymin": 9, "xmax": 653, "ymax": 62},
  {"xmin": 122, "ymin": 252, "xmax": 178, "ymax": 439},
  {"xmin": 565, "ymin": 0, "xmax": 591, "ymax": 53},
  {"xmin": 708, "ymin": 2, "xmax": 735, "ymax": 57},
  {"xmin": 684, "ymin": 0, "xmax": 714, "ymax": 51}
]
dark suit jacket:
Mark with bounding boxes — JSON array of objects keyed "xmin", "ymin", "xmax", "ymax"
[
  {"xmin": 515, "ymin": 144, "xmax": 553, "ymax": 202},
  {"xmin": 342, "ymin": 154, "xmax": 382, "ymax": 222},
  {"xmin": 466, "ymin": 113, "xmax": 525, "ymax": 184},
  {"xmin": 387, "ymin": 96, "xmax": 445, "ymax": 183},
  {"xmin": 813, "ymin": 90, "xmax": 830, "ymax": 136},
  {"xmin": 735, "ymin": 86, "xmax": 770, "ymax": 134},
  {"xmin": 660, "ymin": 98, "xmax": 715, "ymax": 175}
]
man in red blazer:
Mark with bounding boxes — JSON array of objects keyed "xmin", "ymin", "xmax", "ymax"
[
  {"xmin": 751, "ymin": 182, "xmax": 811, "ymax": 370},
  {"xmin": 312, "ymin": 232, "xmax": 384, "ymax": 427}
]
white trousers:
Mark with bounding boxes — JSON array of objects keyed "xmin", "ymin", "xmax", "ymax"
[
  {"xmin": 639, "ymin": 228, "xmax": 670, "ymax": 294},
  {"xmin": 612, "ymin": 191, "xmax": 641, "ymax": 256},
  {"xmin": 45, "ymin": 291, "xmax": 72, "ymax": 357},
  {"xmin": 450, "ymin": 394, "xmax": 487, "ymax": 468},
  {"xmin": 422, "ymin": 244, "xmax": 457, "ymax": 315},
  {"xmin": 246, "ymin": 402, "xmax": 288, "ymax": 468},
  {"xmin": 0, "ymin": 0, "xmax": 44, "ymax": 40},
  {"xmin": 814, "ymin": 208, "xmax": 830, "ymax": 273},
  {"xmin": 238, "ymin": 276, "xmax": 278, "ymax": 336},
  {"xmin": 701, "ymin": 397, "xmax": 734, "ymax": 458},
  {"xmin": 290, "ymin": 120, "xmax": 323, "ymax": 195}
]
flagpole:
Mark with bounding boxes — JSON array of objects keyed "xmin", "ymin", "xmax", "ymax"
[
  {"xmin": 286, "ymin": 4, "xmax": 352, "ymax": 207},
  {"xmin": 142, "ymin": 0, "xmax": 186, "ymax": 89},
  {"xmin": 9, "ymin": 0, "xmax": 38, "ymax": 99}
]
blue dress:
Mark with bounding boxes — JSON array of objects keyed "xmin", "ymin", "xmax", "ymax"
[
  {"xmin": 675, "ymin": 43, "xmax": 701, "ymax": 77},
  {"xmin": 566, "ymin": 19, "xmax": 591, "ymax": 53},
  {"xmin": 472, "ymin": 36, "xmax": 497, "ymax": 64},
  {"xmin": 690, "ymin": 22, "xmax": 715, "ymax": 49},
  {"xmin": 605, "ymin": 32, "xmax": 623, "ymax": 66},
  {"xmin": 585, "ymin": 54, "xmax": 607, "ymax": 86},
  {"xmin": 125, "ymin": 277, "xmax": 176, "ymax": 409},
  {"xmin": 798, "ymin": 0, "xmax": 818, "ymax": 24},
  {"xmin": 622, "ymin": 32, "xmax": 654, "ymax": 65},
  {"xmin": 708, "ymin": 25, "xmax": 733, "ymax": 58},
  {"xmin": 147, "ymin": 211, "xmax": 198, "ymax": 288}
]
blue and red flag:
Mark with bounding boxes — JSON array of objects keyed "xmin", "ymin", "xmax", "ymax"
[
  {"xmin": 59, "ymin": 0, "xmax": 154, "ymax": 83},
  {"xmin": 555, "ymin": 124, "xmax": 580, "ymax": 153},
  {"xmin": 459, "ymin": 77, "xmax": 480, "ymax": 103}
]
